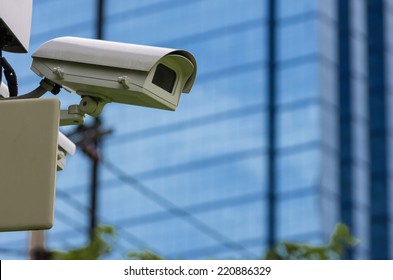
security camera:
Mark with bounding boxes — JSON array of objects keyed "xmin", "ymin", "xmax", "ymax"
[
  {"xmin": 31, "ymin": 36, "xmax": 197, "ymax": 114},
  {"xmin": 57, "ymin": 132, "xmax": 76, "ymax": 171},
  {"xmin": 0, "ymin": 0, "xmax": 32, "ymax": 53},
  {"xmin": 0, "ymin": 81, "xmax": 8, "ymax": 98}
]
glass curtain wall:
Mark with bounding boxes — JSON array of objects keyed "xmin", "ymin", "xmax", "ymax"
[{"xmin": 2, "ymin": 0, "xmax": 391, "ymax": 260}]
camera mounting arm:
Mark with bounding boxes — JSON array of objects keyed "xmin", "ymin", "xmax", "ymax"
[
  {"xmin": 59, "ymin": 96, "xmax": 108, "ymax": 126},
  {"xmin": 0, "ymin": 78, "xmax": 60, "ymax": 100},
  {"xmin": 0, "ymin": 77, "xmax": 107, "ymax": 126}
]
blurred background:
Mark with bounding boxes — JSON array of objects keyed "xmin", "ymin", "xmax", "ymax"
[{"xmin": 0, "ymin": 0, "xmax": 392, "ymax": 259}]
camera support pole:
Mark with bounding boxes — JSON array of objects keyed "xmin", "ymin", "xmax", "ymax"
[{"xmin": 59, "ymin": 96, "xmax": 108, "ymax": 126}]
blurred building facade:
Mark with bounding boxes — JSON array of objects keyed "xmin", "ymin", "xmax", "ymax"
[{"xmin": 0, "ymin": 0, "xmax": 392, "ymax": 259}]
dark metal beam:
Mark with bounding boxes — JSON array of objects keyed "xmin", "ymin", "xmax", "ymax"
[
  {"xmin": 96, "ymin": 0, "xmax": 105, "ymax": 40},
  {"xmin": 338, "ymin": 0, "xmax": 353, "ymax": 259},
  {"xmin": 89, "ymin": 0, "xmax": 105, "ymax": 240},
  {"xmin": 267, "ymin": 0, "xmax": 277, "ymax": 249},
  {"xmin": 366, "ymin": 0, "xmax": 389, "ymax": 260}
]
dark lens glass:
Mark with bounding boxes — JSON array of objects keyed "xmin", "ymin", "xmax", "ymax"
[{"xmin": 152, "ymin": 64, "xmax": 176, "ymax": 93}]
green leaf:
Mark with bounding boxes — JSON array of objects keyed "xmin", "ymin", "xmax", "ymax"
[{"xmin": 127, "ymin": 250, "xmax": 163, "ymax": 260}]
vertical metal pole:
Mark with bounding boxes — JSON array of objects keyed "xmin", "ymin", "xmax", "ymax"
[
  {"xmin": 97, "ymin": 0, "xmax": 105, "ymax": 40},
  {"xmin": 338, "ymin": 0, "xmax": 353, "ymax": 259},
  {"xmin": 89, "ymin": 123, "xmax": 100, "ymax": 239},
  {"xmin": 366, "ymin": 0, "xmax": 389, "ymax": 260},
  {"xmin": 267, "ymin": 0, "xmax": 276, "ymax": 249},
  {"xmin": 89, "ymin": 0, "xmax": 105, "ymax": 240},
  {"xmin": 29, "ymin": 230, "xmax": 51, "ymax": 259}
]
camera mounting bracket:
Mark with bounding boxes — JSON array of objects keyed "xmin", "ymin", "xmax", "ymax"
[{"xmin": 59, "ymin": 96, "xmax": 108, "ymax": 126}]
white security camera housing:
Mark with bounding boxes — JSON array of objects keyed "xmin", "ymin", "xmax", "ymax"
[
  {"xmin": 31, "ymin": 37, "xmax": 197, "ymax": 111},
  {"xmin": 0, "ymin": 81, "xmax": 9, "ymax": 98},
  {"xmin": 57, "ymin": 132, "xmax": 76, "ymax": 171},
  {"xmin": 0, "ymin": 0, "xmax": 32, "ymax": 53}
]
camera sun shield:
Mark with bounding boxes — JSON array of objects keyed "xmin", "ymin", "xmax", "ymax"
[
  {"xmin": 31, "ymin": 37, "xmax": 197, "ymax": 111},
  {"xmin": 0, "ymin": 0, "xmax": 32, "ymax": 53}
]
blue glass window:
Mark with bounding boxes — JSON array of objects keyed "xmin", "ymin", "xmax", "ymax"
[
  {"xmin": 277, "ymin": 0, "xmax": 317, "ymax": 19},
  {"xmin": 277, "ymin": 103, "xmax": 320, "ymax": 148},
  {"xmin": 276, "ymin": 148, "xmax": 320, "ymax": 193},
  {"xmin": 277, "ymin": 61, "xmax": 319, "ymax": 105},
  {"xmin": 277, "ymin": 191, "xmax": 321, "ymax": 240},
  {"xmin": 32, "ymin": 0, "xmax": 95, "ymax": 38},
  {"xmin": 350, "ymin": 0, "xmax": 366, "ymax": 34},
  {"xmin": 277, "ymin": 16, "xmax": 318, "ymax": 62},
  {"xmin": 106, "ymin": 0, "xmax": 266, "ymax": 45}
]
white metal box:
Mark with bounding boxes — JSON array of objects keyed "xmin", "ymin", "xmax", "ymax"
[{"xmin": 0, "ymin": 98, "xmax": 60, "ymax": 231}]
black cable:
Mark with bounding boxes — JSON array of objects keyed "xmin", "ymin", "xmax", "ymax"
[
  {"xmin": 114, "ymin": 191, "xmax": 263, "ymax": 227},
  {"xmin": 56, "ymin": 187, "xmax": 263, "ymax": 255},
  {"xmin": 0, "ymin": 56, "xmax": 18, "ymax": 97},
  {"xmin": 55, "ymin": 189, "xmax": 162, "ymax": 252},
  {"xmin": 0, "ymin": 49, "xmax": 2, "ymax": 85},
  {"xmin": 64, "ymin": 147, "xmax": 265, "ymax": 194},
  {"xmin": 109, "ymin": 103, "xmax": 263, "ymax": 144},
  {"xmin": 102, "ymin": 159, "xmax": 258, "ymax": 259}
]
